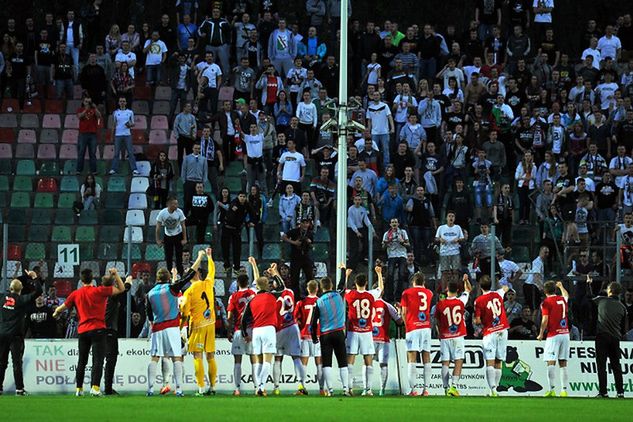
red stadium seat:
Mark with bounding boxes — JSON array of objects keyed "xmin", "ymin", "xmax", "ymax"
[
  {"xmin": 0, "ymin": 99, "xmax": 19, "ymax": 113},
  {"xmin": 54, "ymin": 280, "xmax": 73, "ymax": 297},
  {"xmin": 134, "ymin": 86, "xmax": 152, "ymax": 100},
  {"xmin": 0, "ymin": 128, "xmax": 15, "ymax": 143},
  {"xmin": 44, "ymin": 100, "xmax": 64, "ymax": 114},
  {"xmin": 132, "ymin": 129, "xmax": 147, "ymax": 144},
  {"xmin": 37, "ymin": 177, "xmax": 59, "ymax": 193},
  {"xmin": 8, "ymin": 244, "xmax": 23, "ymax": 260},
  {"xmin": 132, "ymin": 262, "xmax": 152, "ymax": 278},
  {"xmin": 23, "ymin": 99, "xmax": 42, "ymax": 113}
]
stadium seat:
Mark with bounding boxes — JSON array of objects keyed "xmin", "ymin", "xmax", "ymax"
[
  {"xmin": 13, "ymin": 175, "xmax": 33, "ymax": 191},
  {"xmin": 123, "ymin": 226, "xmax": 144, "ymax": 243},
  {"xmin": 37, "ymin": 144, "xmax": 58, "ymax": 159},
  {"xmin": 145, "ymin": 226, "xmax": 156, "ymax": 243},
  {"xmin": 65, "ymin": 100, "xmax": 81, "ymax": 114},
  {"xmin": 36, "ymin": 177, "xmax": 59, "ymax": 192},
  {"xmin": 11, "ymin": 192, "xmax": 31, "ymax": 207},
  {"xmin": 20, "ymin": 114, "xmax": 40, "ymax": 128},
  {"xmin": 104, "ymin": 193, "xmax": 126, "ymax": 209},
  {"xmin": 169, "ymin": 131, "xmax": 177, "ymax": 144},
  {"xmin": 0, "ymin": 191, "xmax": 7, "ymax": 207},
  {"xmin": 99, "ymin": 226, "xmax": 122, "ymax": 243},
  {"xmin": 154, "ymin": 86, "xmax": 171, "ymax": 100},
  {"xmin": 0, "ymin": 144, "xmax": 11, "ymax": 159},
  {"xmin": 0, "ymin": 113, "xmax": 18, "ymax": 127},
  {"xmin": 107, "ymin": 176, "xmax": 127, "ymax": 192},
  {"xmin": 8, "ymin": 208, "xmax": 28, "ymax": 224},
  {"xmin": 106, "ymin": 261, "xmax": 126, "ymax": 275},
  {"xmin": 59, "ymin": 145, "xmax": 76, "ymax": 159},
  {"xmin": 60, "ymin": 176, "xmax": 80, "ymax": 192},
  {"xmin": 75, "ymin": 226, "xmax": 96, "ymax": 242},
  {"xmin": 131, "ymin": 262, "xmax": 152, "ymax": 277},
  {"xmin": 45, "ymin": 100, "xmax": 65, "ymax": 114},
  {"xmin": 314, "ymin": 244, "xmax": 329, "ymax": 261},
  {"xmin": 42, "ymin": 114, "xmax": 61, "ymax": 128},
  {"xmin": 134, "ymin": 115, "xmax": 148, "ymax": 129},
  {"xmin": 54, "ymin": 280, "xmax": 73, "ymax": 297},
  {"xmin": 0, "ymin": 127, "xmax": 16, "ymax": 143},
  {"xmin": 8, "ymin": 225, "xmax": 25, "ymax": 242},
  {"xmin": 101, "ymin": 209, "xmax": 124, "ymax": 225},
  {"xmin": 130, "ymin": 176, "xmax": 149, "ymax": 193},
  {"xmin": 97, "ymin": 243, "xmax": 118, "ymax": 260},
  {"xmin": 55, "ymin": 209, "xmax": 75, "ymax": 225},
  {"xmin": 102, "ymin": 144, "xmax": 115, "ymax": 159},
  {"xmin": 31, "ymin": 209, "xmax": 54, "ymax": 225},
  {"xmin": 64, "ymin": 114, "xmax": 80, "ymax": 129},
  {"xmin": 15, "ymin": 144, "xmax": 35, "ymax": 158},
  {"xmin": 128, "ymin": 193, "xmax": 148, "ymax": 209},
  {"xmin": 53, "ymin": 262, "xmax": 75, "ymax": 278},
  {"xmin": 8, "ymin": 244, "xmax": 23, "ymax": 260},
  {"xmin": 511, "ymin": 246, "xmax": 531, "ymax": 263},
  {"xmin": 34, "ymin": 192, "xmax": 55, "ymax": 208},
  {"xmin": 25, "ymin": 243, "xmax": 46, "ymax": 260},
  {"xmin": 73, "ymin": 85, "xmax": 83, "ymax": 99},
  {"xmin": 149, "ymin": 129, "xmax": 168, "ymax": 144},
  {"xmin": 40, "ymin": 161, "xmax": 61, "ymax": 176},
  {"xmin": 40, "ymin": 128, "xmax": 60, "ymax": 143},
  {"xmin": 168, "ymin": 145, "xmax": 178, "ymax": 160},
  {"xmin": 62, "ymin": 129, "xmax": 79, "ymax": 144},
  {"xmin": 52, "ymin": 226, "xmax": 72, "ymax": 242},
  {"xmin": 78, "ymin": 209, "xmax": 98, "ymax": 225},
  {"xmin": 136, "ymin": 160, "xmax": 151, "ymax": 176},
  {"xmin": 22, "ymin": 99, "xmax": 42, "ymax": 114},
  {"xmin": 17, "ymin": 129, "xmax": 36, "ymax": 143},
  {"xmin": 80, "ymin": 261, "xmax": 101, "ymax": 276},
  {"xmin": 152, "ymin": 101, "xmax": 170, "ymax": 115},
  {"xmin": 145, "ymin": 244, "xmax": 165, "ymax": 261},
  {"xmin": 122, "ymin": 244, "xmax": 143, "ymax": 260},
  {"xmin": 132, "ymin": 129, "xmax": 147, "ymax": 144},
  {"xmin": 149, "ymin": 210, "xmax": 160, "ymax": 226},
  {"xmin": 150, "ymin": 115, "xmax": 169, "ymax": 129},
  {"xmin": 132, "ymin": 100, "xmax": 150, "ymax": 115},
  {"xmin": 28, "ymin": 226, "xmax": 50, "ymax": 242},
  {"xmin": 1, "ymin": 99, "xmax": 19, "ymax": 113},
  {"xmin": 57, "ymin": 193, "xmax": 77, "ymax": 208},
  {"xmin": 62, "ymin": 160, "xmax": 77, "ymax": 175},
  {"xmin": 125, "ymin": 210, "xmax": 146, "ymax": 226},
  {"xmin": 0, "ymin": 175, "xmax": 8, "ymax": 191},
  {"xmin": 134, "ymin": 86, "xmax": 152, "ymax": 100},
  {"xmin": 263, "ymin": 243, "xmax": 281, "ymax": 260},
  {"xmin": 78, "ymin": 244, "xmax": 93, "ymax": 261}
]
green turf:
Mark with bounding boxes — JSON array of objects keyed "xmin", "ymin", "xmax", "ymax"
[{"xmin": 0, "ymin": 395, "xmax": 630, "ymax": 422}]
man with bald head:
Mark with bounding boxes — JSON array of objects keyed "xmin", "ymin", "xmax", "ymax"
[{"xmin": 0, "ymin": 272, "xmax": 42, "ymax": 395}]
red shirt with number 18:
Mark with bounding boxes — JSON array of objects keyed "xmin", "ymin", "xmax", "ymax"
[
  {"xmin": 345, "ymin": 290, "xmax": 375, "ymax": 333},
  {"xmin": 474, "ymin": 290, "xmax": 509, "ymax": 336}
]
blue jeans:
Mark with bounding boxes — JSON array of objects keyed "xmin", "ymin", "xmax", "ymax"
[
  {"xmin": 65, "ymin": 45, "xmax": 80, "ymax": 79},
  {"xmin": 77, "ymin": 132, "xmax": 97, "ymax": 173},
  {"xmin": 372, "ymin": 133, "xmax": 391, "ymax": 168},
  {"xmin": 146, "ymin": 65, "xmax": 161, "ymax": 85},
  {"xmin": 386, "ymin": 256, "xmax": 407, "ymax": 302},
  {"xmin": 111, "ymin": 135, "xmax": 137, "ymax": 173},
  {"xmin": 474, "ymin": 183, "xmax": 494, "ymax": 208},
  {"xmin": 55, "ymin": 79, "xmax": 74, "ymax": 99},
  {"xmin": 418, "ymin": 57, "xmax": 437, "ymax": 82}
]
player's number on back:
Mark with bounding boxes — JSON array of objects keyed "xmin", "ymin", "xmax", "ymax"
[
  {"xmin": 372, "ymin": 306, "xmax": 384, "ymax": 327},
  {"xmin": 442, "ymin": 306, "xmax": 462, "ymax": 326},
  {"xmin": 278, "ymin": 295, "xmax": 294, "ymax": 316},
  {"xmin": 353, "ymin": 298, "xmax": 372, "ymax": 319},
  {"xmin": 305, "ymin": 304, "xmax": 314, "ymax": 325},
  {"xmin": 486, "ymin": 297, "xmax": 502, "ymax": 317},
  {"xmin": 418, "ymin": 292, "xmax": 428, "ymax": 312},
  {"xmin": 556, "ymin": 300, "xmax": 567, "ymax": 319}
]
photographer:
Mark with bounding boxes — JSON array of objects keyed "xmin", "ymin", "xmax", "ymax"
[
  {"xmin": 149, "ymin": 151, "xmax": 174, "ymax": 209},
  {"xmin": 382, "ymin": 218, "xmax": 410, "ymax": 302},
  {"xmin": 282, "ymin": 218, "xmax": 315, "ymax": 299},
  {"xmin": 76, "ymin": 96, "xmax": 102, "ymax": 175}
]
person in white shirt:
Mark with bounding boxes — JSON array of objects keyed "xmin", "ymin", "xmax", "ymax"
[
  {"xmin": 595, "ymin": 72, "xmax": 619, "ymax": 111},
  {"xmin": 581, "ymin": 37, "xmax": 601, "ymax": 70},
  {"xmin": 242, "ymin": 122, "xmax": 266, "ymax": 190},
  {"xmin": 524, "ymin": 246, "xmax": 549, "ymax": 318},
  {"xmin": 435, "ymin": 211, "xmax": 465, "ymax": 290},
  {"xmin": 609, "ymin": 145, "xmax": 633, "ymax": 189},
  {"xmin": 392, "ymin": 82, "xmax": 418, "ymax": 137},
  {"xmin": 155, "ymin": 196, "xmax": 188, "ymax": 275},
  {"xmin": 277, "ymin": 139, "xmax": 306, "ymax": 194},
  {"xmin": 597, "ymin": 25, "xmax": 622, "ymax": 62},
  {"xmin": 142, "ymin": 31, "xmax": 167, "ymax": 86},
  {"xmin": 382, "ymin": 218, "xmax": 410, "ymax": 302},
  {"xmin": 114, "ymin": 40, "xmax": 137, "ymax": 77},
  {"xmin": 109, "ymin": 97, "xmax": 139, "ymax": 175},
  {"xmin": 366, "ymin": 91, "xmax": 395, "ymax": 168},
  {"xmin": 295, "ymin": 89, "xmax": 318, "ymax": 148},
  {"xmin": 532, "ymin": 0, "xmax": 554, "ymax": 44},
  {"xmin": 198, "ymin": 52, "xmax": 222, "ymax": 115},
  {"xmin": 286, "ymin": 57, "xmax": 307, "ymax": 106},
  {"xmin": 497, "ymin": 251, "xmax": 523, "ymax": 289},
  {"xmin": 619, "ymin": 164, "xmax": 633, "ymax": 214}
]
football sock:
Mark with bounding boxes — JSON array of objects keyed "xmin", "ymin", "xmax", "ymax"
[
  {"xmin": 363, "ymin": 365, "xmax": 373, "ymax": 391},
  {"xmin": 193, "ymin": 357, "xmax": 205, "ymax": 388},
  {"xmin": 173, "ymin": 361, "xmax": 183, "ymax": 389},
  {"xmin": 340, "ymin": 367, "xmax": 349, "ymax": 390},
  {"xmin": 380, "ymin": 366, "xmax": 388, "ymax": 391},
  {"xmin": 161, "ymin": 358, "xmax": 171, "ymax": 386},
  {"xmin": 423, "ymin": 363, "xmax": 432, "ymax": 390},
  {"xmin": 495, "ymin": 368, "xmax": 502, "ymax": 387},
  {"xmin": 234, "ymin": 363, "xmax": 242, "ymax": 389},
  {"xmin": 273, "ymin": 361, "xmax": 282, "ymax": 388},
  {"xmin": 452, "ymin": 374, "xmax": 461, "ymax": 387},
  {"xmin": 317, "ymin": 364, "xmax": 324, "ymax": 389},
  {"xmin": 208, "ymin": 357, "xmax": 218, "ymax": 388},
  {"xmin": 147, "ymin": 360, "xmax": 158, "ymax": 391},
  {"xmin": 547, "ymin": 365, "xmax": 557, "ymax": 391},
  {"xmin": 259, "ymin": 362, "xmax": 272, "ymax": 389},
  {"xmin": 408, "ymin": 363, "xmax": 417, "ymax": 391},
  {"xmin": 348, "ymin": 368, "xmax": 354, "ymax": 391},
  {"xmin": 293, "ymin": 358, "xmax": 305, "ymax": 384},
  {"xmin": 561, "ymin": 367, "xmax": 569, "ymax": 390},
  {"xmin": 441, "ymin": 365, "xmax": 450, "ymax": 389},
  {"xmin": 486, "ymin": 366, "xmax": 496, "ymax": 390},
  {"xmin": 323, "ymin": 366, "xmax": 333, "ymax": 391},
  {"xmin": 253, "ymin": 363, "xmax": 262, "ymax": 388}
]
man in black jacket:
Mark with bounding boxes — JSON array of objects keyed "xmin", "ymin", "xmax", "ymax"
[
  {"xmin": 0, "ymin": 272, "xmax": 42, "ymax": 395},
  {"xmin": 103, "ymin": 274, "xmax": 133, "ymax": 395},
  {"xmin": 221, "ymin": 192, "xmax": 254, "ymax": 275}
]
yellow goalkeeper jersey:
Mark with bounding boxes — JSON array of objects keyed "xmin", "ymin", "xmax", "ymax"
[{"xmin": 182, "ymin": 257, "xmax": 216, "ymax": 329}]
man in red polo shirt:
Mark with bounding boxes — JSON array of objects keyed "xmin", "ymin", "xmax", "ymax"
[
  {"xmin": 54, "ymin": 268, "xmax": 125, "ymax": 397},
  {"xmin": 76, "ymin": 95, "xmax": 102, "ymax": 174}
]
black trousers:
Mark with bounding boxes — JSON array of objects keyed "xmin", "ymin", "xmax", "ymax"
[
  {"xmin": 320, "ymin": 330, "xmax": 347, "ymax": 368},
  {"xmin": 221, "ymin": 226, "xmax": 242, "ymax": 271},
  {"xmin": 164, "ymin": 232, "xmax": 184, "ymax": 275},
  {"xmin": 76, "ymin": 329, "xmax": 106, "ymax": 389},
  {"xmin": 177, "ymin": 136, "xmax": 194, "ymax": 171},
  {"xmin": 0, "ymin": 335, "xmax": 25, "ymax": 391},
  {"xmin": 183, "ymin": 180, "xmax": 200, "ymax": 217},
  {"xmin": 104, "ymin": 330, "xmax": 119, "ymax": 393},
  {"xmin": 595, "ymin": 333, "xmax": 624, "ymax": 395},
  {"xmin": 289, "ymin": 255, "xmax": 314, "ymax": 299},
  {"xmin": 348, "ymin": 227, "xmax": 369, "ymax": 270}
]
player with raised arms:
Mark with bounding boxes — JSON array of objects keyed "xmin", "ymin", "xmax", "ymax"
[
  {"xmin": 474, "ymin": 275, "xmax": 509, "ymax": 397},
  {"xmin": 537, "ymin": 280, "xmax": 570, "ymax": 397},
  {"xmin": 400, "ymin": 272, "xmax": 434, "ymax": 396},
  {"xmin": 435, "ymin": 274, "xmax": 472, "ymax": 397},
  {"xmin": 295, "ymin": 280, "xmax": 325, "ymax": 395}
]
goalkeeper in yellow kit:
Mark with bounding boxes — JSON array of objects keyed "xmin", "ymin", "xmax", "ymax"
[{"xmin": 181, "ymin": 247, "xmax": 217, "ymax": 396}]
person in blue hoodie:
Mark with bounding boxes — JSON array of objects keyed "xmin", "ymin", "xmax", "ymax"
[{"xmin": 267, "ymin": 18, "xmax": 297, "ymax": 78}]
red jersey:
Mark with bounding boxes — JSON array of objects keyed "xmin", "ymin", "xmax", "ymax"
[
  {"xmin": 435, "ymin": 294, "xmax": 469, "ymax": 339},
  {"xmin": 474, "ymin": 290, "xmax": 509, "ymax": 336},
  {"xmin": 541, "ymin": 295, "xmax": 570, "ymax": 337},
  {"xmin": 372, "ymin": 299, "xmax": 399, "ymax": 343},
  {"xmin": 77, "ymin": 107, "xmax": 99, "ymax": 133},
  {"xmin": 64, "ymin": 285, "xmax": 113, "ymax": 334},
  {"xmin": 345, "ymin": 290, "xmax": 376, "ymax": 333},
  {"xmin": 276, "ymin": 288, "xmax": 297, "ymax": 330},
  {"xmin": 227, "ymin": 288, "xmax": 256, "ymax": 331},
  {"xmin": 247, "ymin": 292, "xmax": 278, "ymax": 329},
  {"xmin": 295, "ymin": 295, "xmax": 319, "ymax": 339},
  {"xmin": 400, "ymin": 287, "xmax": 433, "ymax": 332}
]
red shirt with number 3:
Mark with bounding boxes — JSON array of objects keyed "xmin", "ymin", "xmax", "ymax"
[{"xmin": 400, "ymin": 286, "xmax": 433, "ymax": 332}]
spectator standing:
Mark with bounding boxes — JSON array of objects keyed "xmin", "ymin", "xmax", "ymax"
[
  {"xmin": 406, "ymin": 185, "xmax": 436, "ymax": 266},
  {"xmin": 508, "ymin": 307, "xmax": 537, "ymax": 339},
  {"xmin": 366, "ymin": 90, "xmax": 395, "ymax": 168},
  {"xmin": 268, "ymin": 19, "xmax": 297, "ymax": 77},
  {"xmin": 247, "ymin": 184, "xmax": 267, "ymax": 258},
  {"xmin": 382, "ymin": 218, "xmax": 410, "ymax": 302},
  {"xmin": 79, "ymin": 53, "xmax": 107, "ymax": 105},
  {"xmin": 109, "ymin": 97, "xmax": 139, "ymax": 176},
  {"xmin": 110, "ymin": 62, "xmax": 135, "ymax": 104},
  {"xmin": 197, "ymin": 51, "xmax": 222, "ymax": 115},
  {"xmin": 168, "ymin": 54, "xmax": 192, "ymax": 123},
  {"xmin": 504, "ymin": 288, "xmax": 523, "ymax": 322},
  {"xmin": 256, "ymin": 63, "xmax": 284, "ymax": 115},
  {"xmin": 282, "ymin": 218, "xmax": 315, "ymax": 298},
  {"xmin": 80, "ymin": 174, "xmax": 102, "ymax": 211},
  {"xmin": 76, "ymin": 96, "xmax": 101, "ymax": 175},
  {"xmin": 212, "ymin": 100, "xmax": 240, "ymax": 163},
  {"xmin": 103, "ymin": 275, "xmax": 132, "ymax": 396},
  {"xmin": 515, "ymin": 150, "xmax": 537, "ymax": 224},
  {"xmin": 143, "ymin": 31, "xmax": 167, "ymax": 87},
  {"xmin": 181, "ymin": 143, "xmax": 208, "ymax": 217},
  {"xmin": 27, "ymin": 295, "xmax": 57, "ymax": 339},
  {"xmin": 347, "ymin": 194, "xmax": 372, "ymax": 270},
  {"xmin": 155, "ymin": 197, "xmax": 188, "ymax": 275},
  {"xmin": 277, "ymin": 139, "xmax": 306, "ymax": 195},
  {"xmin": 221, "ymin": 192, "xmax": 253, "ymax": 275},
  {"xmin": 114, "ymin": 40, "xmax": 137, "ymax": 78},
  {"xmin": 174, "ymin": 102, "xmax": 197, "ymax": 170},
  {"xmin": 199, "ymin": 126, "xmax": 224, "ymax": 198},
  {"xmin": 176, "ymin": 14, "xmax": 197, "ymax": 51},
  {"xmin": 60, "ymin": 10, "xmax": 83, "ymax": 79},
  {"xmin": 469, "ymin": 222, "xmax": 503, "ymax": 281},
  {"xmin": 149, "ymin": 151, "xmax": 174, "ymax": 210},
  {"xmin": 33, "ymin": 29, "xmax": 54, "ymax": 99},
  {"xmin": 187, "ymin": 182, "xmax": 214, "ymax": 244},
  {"xmin": 52, "ymin": 43, "xmax": 74, "ymax": 99},
  {"xmin": 435, "ymin": 211, "xmax": 465, "ymax": 290},
  {"xmin": 279, "ymin": 184, "xmax": 301, "ymax": 235},
  {"xmin": 524, "ymin": 246, "xmax": 549, "ymax": 318},
  {"xmin": 242, "ymin": 122, "xmax": 266, "ymax": 190},
  {"xmin": 197, "ymin": 7, "xmax": 231, "ymax": 74}
]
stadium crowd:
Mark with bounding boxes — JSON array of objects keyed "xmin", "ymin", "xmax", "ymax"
[{"xmin": 0, "ymin": 0, "xmax": 633, "ymax": 396}]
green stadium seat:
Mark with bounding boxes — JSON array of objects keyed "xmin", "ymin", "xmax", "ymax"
[
  {"xmin": 104, "ymin": 193, "xmax": 126, "ymax": 209},
  {"xmin": 8, "ymin": 209, "xmax": 28, "ymax": 225},
  {"xmin": 263, "ymin": 243, "xmax": 281, "ymax": 260},
  {"xmin": 8, "ymin": 225, "xmax": 25, "ymax": 242},
  {"xmin": 40, "ymin": 161, "xmax": 61, "ymax": 176},
  {"xmin": 102, "ymin": 209, "xmax": 124, "ymax": 225},
  {"xmin": 121, "ymin": 244, "xmax": 143, "ymax": 260},
  {"xmin": 75, "ymin": 226, "xmax": 96, "ymax": 242},
  {"xmin": 224, "ymin": 177, "xmax": 242, "ymax": 192},
  {"xmin": 314, "ymin": 229, "xmax": 330, "ymax": 242},
  {"xmin": 11, "ymin": 192, "xmax": 31, "ymax": 208},
  {"xmin": 0, "ymin": 192, "xmax": 6, "ymax": 208},
  {"xmin": 57, "ymin": 193, "xmax": 77, "ymax": 208},
  {"xmin": 99, "ymin": 226, "xmax": 122, "ymax": 243},
  {"xmin": 97, "ymin": 161, "xmax": 108, "ymax": 175},
  {"xmin": 145, "ymin": 227, "xmax": 156, "ymax": 243},
  {"xmin": 28, "ymin": 226, "xmax": 50, "ymax": 242},
  {"xmin": 0, "ymin": 175, "xmax": 8, "ymax": 191},
  {"xmin": 97, "ymin": 243, "xmax": 119, "ymax": 260},
  {"xmin": 60, "ymin": 176, "xmax": 80, "ymax": 192},
  {"xmin": 31, "ymin": 209, "xmax": 54, "ymax": 225},
  {"xmin": 51, "ymin": 226, "xmax": 72, "ymax": 242},
  {"xmin": 13, "ymin": 176, "xmax": 33, "ymax": 191},
  {"xmin": 225, "ymin": 162, "xmax": 244, "ymax": 177},
  {"xmin": 0, "ymin": 160, "xmax": 12, "ymax": 174},
  {"xmin": 145, "ymin": 244, "xmax": 165, "ymax": 261},
  {"xmin": 16, "ymin": 160, "xmax": 36, "ymax": 175},
  {"xmin": 62, "ymin": 160, "xmax": 77, "ymax": 175},
  {"xmin": 55, "ymin": 209, "xmax": 75, "ymax": 225},
  {"xmin": 79, "ymin": 243, "xmax": 94, "ymax": 261},
  {"xmin": 107, "ymin": 176, "xmax": 127, "ymax": 192},
  {"xmin": 78, "ymin": 209, "xmax": 98, "ymax": 224},
  {"xmin": 34, "ymin": 193, "xmax": 55, "ymax": 208},
  {"xmin": 314, "ymin": 244, "xmax": 329, "ymax": 261},
  {"xmin": 25, "ymin": 243, "xmax": 46, "ymax": 260}
]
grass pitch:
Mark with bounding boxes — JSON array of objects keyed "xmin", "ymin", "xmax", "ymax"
[{"xmin": 1, "ymin": 394, "xmax": 630, "ymax": 422}]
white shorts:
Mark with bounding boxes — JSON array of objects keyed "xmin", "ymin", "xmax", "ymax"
[
  {"xmin": 405, "ymin": 328, "xmax": 431, "ymax": 353},
  {"xmin": 276, "ymin": 324, "xmax": 302, "ymax": 357},
  {"xmin": 440, "ymin": 337, "xmax": 465, "ymax": 362},
  {"xmin": 543, "ymin": 334, "xmax": 570, "ymax": 362},
  {"xmin": 252, "ymin": 326, "xmax": 277, "ymax": 355},
  {"xmin": 300, "ymin": 339, "xmax": 322, "ymax": 358},
  {"xmin": 346, "ymin": 331, "xmax": 375, "ymax": 355},
  {"xmin": 150, "ymin": 327, "xmax": 182, "ymax": 357},
  {"xmin": 482, "ymin": 330, "xmax": 508, "ymax": 361},
  {"xmin": 231, "ymin": 330, "xmax": 253, "ymax": 355},
  {"xmin": 374, "ymin": 342, "xmax": 390, "ymax": 364}
]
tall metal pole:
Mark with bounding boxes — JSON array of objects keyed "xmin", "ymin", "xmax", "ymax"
[
  {"xmin": 616, "ymin": 232, "xmax": 622, "ymax": 284},
  {"xmin": 126, "ymin": 225, "xmax": 132, "ymax": 338},
  {"xmin": 1, "ymin": 224, "xmax": 7, "ymax": 294},
  {"xmin": 490, "ymin": 224, "xmax": 497, "ymax": 290},
  {"xmin": 335, "ymin": 0, "xmax": 349, "ymax": 283}
]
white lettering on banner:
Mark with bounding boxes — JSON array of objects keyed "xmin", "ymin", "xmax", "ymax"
[{"xmin": 2, "ymin": 339, "xmax": 632, "ymax": 396}]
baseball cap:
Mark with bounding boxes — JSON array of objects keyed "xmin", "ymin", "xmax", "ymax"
[{"xmin": 235, "ymin": 98, "xmax": 246, "ymax": 105}]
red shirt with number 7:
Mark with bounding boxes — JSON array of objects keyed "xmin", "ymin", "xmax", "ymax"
[
  {"xmin": 474, "ymin": 290, "xmax": 509, "ymax": 336},
  {"xmin": 541, "ymin": 295, "xmax": 569, "ymax": 337}
]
